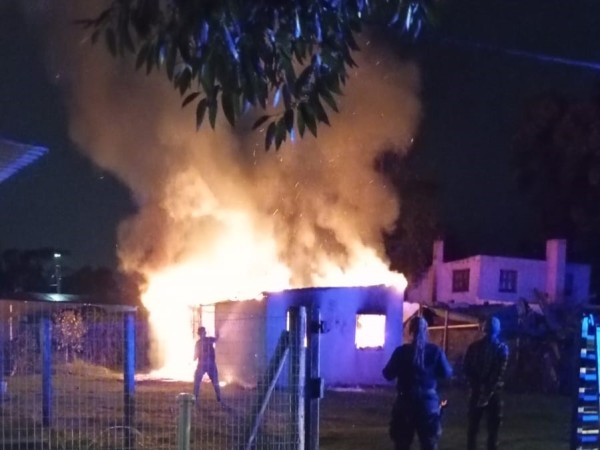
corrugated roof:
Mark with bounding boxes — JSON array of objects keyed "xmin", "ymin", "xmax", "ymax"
[{"xmin": 0, "ymin": 138, "xmax": 48, "ymax": 184}]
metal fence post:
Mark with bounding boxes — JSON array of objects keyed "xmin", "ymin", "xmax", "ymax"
[
  {"xmin": 289, "ymin": 306, "xmax": 306, "ymax": 450},
  {"xmin": 40, "ymin": 314, "xmax": 52, "ymax": 427},
  {"xmin": 306, "ymin": 306, "xmax": 322, "ymax": 450},
  {"xmin": 177, "ymin": 393, "xmax": 195, "ymax": 450},
  {"xmin": 124, "ymin": 312, "xmax": 136, "ymax": 449}
]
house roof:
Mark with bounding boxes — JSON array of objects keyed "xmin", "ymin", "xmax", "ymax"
[{"xmin": 0, "ymin": 138, "xmax": 48, "ymax": 184}]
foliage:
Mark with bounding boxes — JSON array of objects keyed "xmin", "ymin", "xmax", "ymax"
[
  {"xmin": 513, "ymin": 92, "xmax": 600, "ymax": 240},
  {"xmin": 79, "ymin": 0, "xmax": 436, "ymax": 149},
  {"xmin": 513, "ymin": 90, "xmax": 600, "ymax": 291},
  {"xmin": 0, "ymin": 247, "xmax": 61, "ymax": 293},
  {"xmin": 53, "ymin": 310, "xmax": 87, "ymax": 362}
]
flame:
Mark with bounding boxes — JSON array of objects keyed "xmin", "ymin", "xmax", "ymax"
[{"xmin": 140, "ymin": 231, "xmax": 406, "ymax": 380}]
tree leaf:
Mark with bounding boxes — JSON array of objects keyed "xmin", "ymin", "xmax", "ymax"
[
  {"xmin": 265, "ymin": 122, "xmax": 277, "ymax": 151},
  {"xmin": 297, "ymin": 106, "xmax": 306, "ymax": 137},
  {"xmin": 222, "ymin": 91, "xmax": 236, "ymax": 127},
  {"xmin": 105, "ymin": 28, "xmax": 117, "ymax": 56},
  {"xmin": 182, "ymin": 92, "xmax": 200, "ymax": 108},
  {"xmin": 252, "ymin": 115, "xmax": 270, "ymax": 130},
  {"xmin": 318, "ymin": 82, "xmax": 339, "ymax": 112},
  {"xmin": 196, "ymin": 98, "xmax": 208, "ymax": 130},
  {"xmin": 166, "ymin": 44, "xmax": 177, "ymax": 80},
  {"xmin": 310, "ymin": 95, "xmax": 330, "ymax": 126},
  {"xmin": 208, "ymin": 100, "xmax": 218, "ymax": 129},
  {"xmin": 275, "ymin": 118, "xmax": 287, "ymax": 150},
  {"xmin": 135, "ymin": 44, "xmax": 150, "ymax": 70},
  {"xmin": 284, "ymin": 109, "xmax": 294, "ymax": 133},
  {"xmin": 300, "ymin": 103, "xmax": 317, "ymax": 137}
]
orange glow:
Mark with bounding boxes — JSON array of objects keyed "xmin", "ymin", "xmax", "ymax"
[
  {"xmin": 140, "ymin": 237, "xmax": 406, "ymax": 381},
  {"xmin": 140, "ymin": 236, "xmax": 406, "ymax": 380},
  {"xmin": 355, "ymin": 314, "xmax": 386, "ymax": 349}
]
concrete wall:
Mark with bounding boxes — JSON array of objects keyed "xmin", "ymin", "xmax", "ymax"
[
  {"xmin": 436, "ymin": 256, "xmax": 482, "ymax": 304},
  {"xmin": 477, "ymin": 256, "xmax": 546, "ymax": 303},
  {"xmin": 266, "ymin": 285, "xmax": 403, "ymax": 386}
]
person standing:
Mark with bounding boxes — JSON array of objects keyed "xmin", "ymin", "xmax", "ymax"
[
  {"xmin": 193, "ymin": 326, "xmax": 221, "ymax": 404},
  {"xmin": 464, "ymin": 316, "xmax": 510, "ymax": 450},
  {"xmin": 383, "ymin": 315, "xmax": 453, "ymax": 450}
]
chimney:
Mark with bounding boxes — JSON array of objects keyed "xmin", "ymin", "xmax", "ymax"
[
  {"xmin": 431, "ymin": 240, "xmax": 444, "ymax": 303},
  {"xmin": 546, "ymin": 239, "xmax": 566, "ymax": 302}
]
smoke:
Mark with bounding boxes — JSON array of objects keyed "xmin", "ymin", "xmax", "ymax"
[{"xmin": 31, "ymin": 1, "xmax": 421, "ymax": 294}]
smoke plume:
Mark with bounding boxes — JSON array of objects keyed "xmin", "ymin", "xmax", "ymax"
[{"xmin": 31, "ymin": 1, "xmax": 421, "ymax": 299}]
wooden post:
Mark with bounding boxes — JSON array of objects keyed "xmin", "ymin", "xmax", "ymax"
[
  {"xmin": 40, "ymin": 315, "xmax": 52, "ymax": 427},
  {"xmin": 124, "ymin": 312, "xmax": 136, "ymax": 449},
  {"xmin": 289, "ymin": 307, "xmax": 306, "ymax": 450},
  {"xmin": 306, "ymin": 306, "xmax": 322, "ymax": 450},
  {"xmin": 442, "ymin": 309, "xmax": 449, "ymax": 354}
]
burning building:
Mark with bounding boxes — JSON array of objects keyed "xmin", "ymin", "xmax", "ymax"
[{"xmin": 210, "ymin": 285, "xmax": 403, "ymax": 388}]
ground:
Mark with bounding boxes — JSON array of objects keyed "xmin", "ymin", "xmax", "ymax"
[
  {"xmin": 1, "ymin": 362, "xmax": 571, "ymax": 449},
  {"xmin": 321, "ymin": 387, "xmax": 571, "ymax": 450}
]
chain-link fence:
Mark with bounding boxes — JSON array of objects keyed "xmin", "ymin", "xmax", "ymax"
[{"xmin": 0, "ymin": 298, "xmax": 309, "ymax": 450}]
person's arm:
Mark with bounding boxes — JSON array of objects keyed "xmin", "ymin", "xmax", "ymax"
[
  {"xmin": 436, "ymin": 347, "xmax": 453, "ymax": 380},
  {"xmin": 382, "ymin": 348, "xmax": 400, "ymax": 381},
  {"xmin": 489, "ymin": 342, "xmax": 509, "ymax": 389},
  {"xmin": 193, "ymin": 340, "xmax": 199, "ymax": 361}
]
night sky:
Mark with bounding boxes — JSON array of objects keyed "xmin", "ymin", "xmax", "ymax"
[{"xmin": 0, "ymin": 0, "xmax": 599, "ymax": 271}]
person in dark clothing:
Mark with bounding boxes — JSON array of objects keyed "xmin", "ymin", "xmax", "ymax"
[
  {"xmin": 464, "ymin": 316, "xmax": 510, "ymax": 450},
  {"xmin": 383, "ymin": 316, "xmax": 453, "ymax": 450},
  {"xmin": 193, "ymin": 326, "xmax": 221, "ymax": 404}
]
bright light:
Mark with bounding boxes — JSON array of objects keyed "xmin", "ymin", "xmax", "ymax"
[
  {"xmin": 355, "ymin": 314, "xmax": 386, "ymax": 349},
  {"xmin": 54, "ymin": 252, "xmax": 61, "ymax": 259}
]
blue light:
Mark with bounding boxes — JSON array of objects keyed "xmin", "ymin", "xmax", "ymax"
[{"xmin": 0, "ymin": 140, "xmax": 48, "ymax": 184}]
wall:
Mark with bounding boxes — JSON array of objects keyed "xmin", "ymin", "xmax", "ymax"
[
  {"xmin": 266, "ymin": 285, "xmax": 403, "ymax": 386},
  {"xmin": 436, "ymin": 256, "xmax": 481, "ymax": 304},
  {"xmin": 477, "ymin": 256, "xmax": 546, "ymax": 303}
]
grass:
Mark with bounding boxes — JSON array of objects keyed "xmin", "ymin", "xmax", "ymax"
[
  {"xmin": 320, "ymin": 387, "xmax": 571, "ymax": 450},
  {"xmin": 1, "ymin": 362, "xmax": 572, "ymax": 449}
]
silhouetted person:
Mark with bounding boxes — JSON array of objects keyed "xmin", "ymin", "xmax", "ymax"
[
  {"xmin": 383, "ymin": 316, "xmax": 453, "ymax": 450},
  {"xmin": 464, "ymin": 316, "xmax": 509, "ymax": 450},
  {"xmin": 193, "ymin": 326, "xmax": 221, "ymax": 404}
]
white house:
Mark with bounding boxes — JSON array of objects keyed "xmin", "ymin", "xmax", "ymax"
[
  {"xmin": 202, "ymin": 285, "xmax": 403, "ymax": 387},
  {"xmin": 405, "ymin": 239, "xmax": 591, "ymax": 306}
]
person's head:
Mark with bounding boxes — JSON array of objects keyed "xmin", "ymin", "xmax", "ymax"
[
  {"xmin": 408, "ymin": 316, "xmax": 428, "ymax": 342},
  {"xmin": 198, "ymin": 326, "xmax": 206, "ymax": 337},
  {"xmin": 408, "ymin": 316, "xmax": 428, "ymax": 369},
  {"xmin": 482, "ymin": 316, "xmax": 501, "ymax": 340}
]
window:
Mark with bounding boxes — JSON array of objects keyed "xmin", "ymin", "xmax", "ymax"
[
  {"xmin": 499, "ymin": 270, "xmax": 517, "ymax": 293},
  {"xmin": 355, "ymin": 314, "xmax": 386, "ymax": 349},
  {"xmin": 452, "ymin": 269, "xmax": 470, "ymax": 292}
]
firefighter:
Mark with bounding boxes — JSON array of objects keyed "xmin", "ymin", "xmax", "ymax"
[
  {"xmin": 383, "ymin": 315, "xmax": 453, "ymax": 450},
  {"xmin": 193, "ymin": 326, "xmax": 221, "ymax": 404},
  {"xmin": 464, "ymin": 316, "xmax": 510, "ymax": 450}
]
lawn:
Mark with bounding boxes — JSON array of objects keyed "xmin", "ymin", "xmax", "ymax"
[
  {"xmin": 1, "ymin": 363, "xmax": 573, "ymax": 449},
  {"xmin": 320, "ymin": 387, "xmax": 572, "ymax": 450}
]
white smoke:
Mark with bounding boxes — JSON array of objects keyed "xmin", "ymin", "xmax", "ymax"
[{"xmin": 30, "ymin": 1, "xmax": 421, "ymax": 293}]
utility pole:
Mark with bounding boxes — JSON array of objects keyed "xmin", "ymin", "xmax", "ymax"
[{"xmin": 53, "ymin": 252, "xmax": 62, "ymax": 294}]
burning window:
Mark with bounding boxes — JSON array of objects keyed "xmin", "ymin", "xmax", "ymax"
[{"xmin": 355, "ymin": 314, "xmax": 386, "ymax": 349}]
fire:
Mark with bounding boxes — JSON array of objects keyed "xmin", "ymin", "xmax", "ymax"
[{"xmin": 140, "ymin": 234, "xmax": 406, "ymax": 380}]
